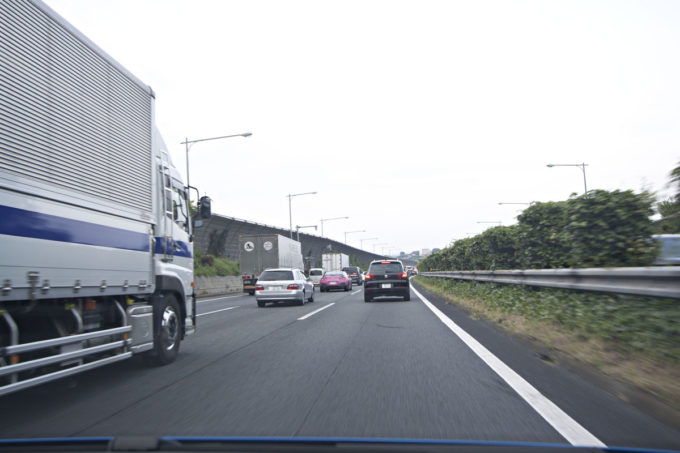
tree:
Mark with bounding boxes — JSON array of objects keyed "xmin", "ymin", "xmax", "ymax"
[{"xmin": 656, "ymin": 163, "xmax": 680, "ymax": 233}]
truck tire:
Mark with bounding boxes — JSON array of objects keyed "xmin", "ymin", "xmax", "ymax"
[
  {"xmin": 149, "ymin": 293, "xmax": 181, "ymax": 365},
  {"xmin": 249, "ymin": 291, "xmax": 255, "ymax": 296}
]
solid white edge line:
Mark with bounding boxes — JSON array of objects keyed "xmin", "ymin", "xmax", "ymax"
[
  {"xmin": 410, "ymin": 285, "xmax": 605, "ymax": 447},
  {"xmin": 351, "ymin": 289, "xmax": 361, "ymax": 295},
  {"xmin": 196, "ymin": 306, "xmax": 239, "ymax": 317},
  {"xmin": 297, "ymin": 302, "xmax": 335, "ymax": 321},
  {"xmin": 197, "ymin": 294, "xmax": 243, "ymax": 304}
]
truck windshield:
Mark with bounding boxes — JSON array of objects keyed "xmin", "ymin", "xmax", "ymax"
[{"xmin": 259, "ymin": 270, "xmax": 294, "ymax": 281}]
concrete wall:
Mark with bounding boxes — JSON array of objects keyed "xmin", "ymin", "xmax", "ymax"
[
  {"xmin": 194, "ymin": 213, "xmax": 384, "ymax": 269},
  {"xmin": 194, "ymin": 276, "xmax": 242, "ymax": 297}
]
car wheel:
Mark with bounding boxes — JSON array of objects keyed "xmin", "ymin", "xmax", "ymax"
[
  {"xmin": 147, "ymin": 293, "xmax": 181, "ymax": 366},
  {"xmin": 344, "ymin": 284, "xmax": 349, "ymax": 291},
  {"xmin": 364, "ymin": 294, "xmax": 371, "ymax": 302},
  {"xmin": 404, "ymin": 293, "xmax": 411, "ymax": 301},
  {"xmin": 299, "ymin": 292, "xmax": 306, "ymax": 306},
  {"xmin": 257, "ymin": 301, "xmax": 266, "ymax": 307},
  {"xmin": 308, "ymin": 287, "xmax": 314, "ymax": 303}
]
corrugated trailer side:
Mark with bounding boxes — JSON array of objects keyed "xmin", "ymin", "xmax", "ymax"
[{"xmin": 0, "ymin": 0, "xmax": 156, "ymax": 301}]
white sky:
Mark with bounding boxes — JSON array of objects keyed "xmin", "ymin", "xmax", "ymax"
[{"xmin": 44, "ymin": 0, "xmax": 680, "ymax": 254}]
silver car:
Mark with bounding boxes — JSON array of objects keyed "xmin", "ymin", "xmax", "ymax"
[{"xmin": 255, "ymin": 268, "xmax": 314, "ymax": 307}]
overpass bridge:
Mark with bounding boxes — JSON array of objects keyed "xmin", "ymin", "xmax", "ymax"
[{"xmin": 193, "ymin": 213, "xmax": 385, "ymax": 269}]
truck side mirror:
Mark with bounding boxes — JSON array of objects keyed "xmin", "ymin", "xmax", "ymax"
[{"xmin": 198, "ymin": 196, "xmax": 211, "ymax": 219}]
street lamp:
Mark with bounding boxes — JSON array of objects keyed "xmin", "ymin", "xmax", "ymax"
[
  {"xmin": 320, "ymin": 216, "xmax": 349, "ymax": 237},
  {"xmin": 360, "ymin": 237, "xmax": 378, "ymax": 249},
  {"xmin": 295, "ymin": 224, "xmax": 317, "ymax": 241},
  {"xmin": 286, "ymin": 192, "xmax": 317, "ymax": 239},
  {"xmin": 373, "ymin": 242, "xmax": 388, "ymax": 253},
  {"xmin": 181, "ymin": 132, "xmax": 251, "ymax": 196},
  {"xmin": 547, "ymin": 163, "xmax": 588, "ymax": 195},
  {"xmin": 344, "ymin": 229, "xmax": 366, "ymax": 244}
]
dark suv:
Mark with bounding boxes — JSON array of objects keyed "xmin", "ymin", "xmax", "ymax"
[
  {"xmin": 342, "ymin": 266, "xmax": 363, "ymax": 286},
  {"xmin": 363, "ymin": 260, "xmax": 410, "ymax": 302}
]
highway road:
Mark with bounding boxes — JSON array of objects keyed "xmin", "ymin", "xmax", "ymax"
[{"xmin": 1, "ymin": 282, "xmax": 679, "ymax": 449}]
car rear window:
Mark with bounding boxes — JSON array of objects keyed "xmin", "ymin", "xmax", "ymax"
[
  {"xmin": 325, "ymin": 271, "xmax": 344, "ymax": 276},
  {"xmin": 310, "ymin": 270, "xmax": 323, "ymax": 276},
  {"xmin": 342, "ymin": 267, "xmax": 359, "ymax": 273},
  {"xmin": 259, "ymin": 270, "xmax": 294, "ymax": 281},
  {"xmin": 368, "ymin": 262, "xmax": 403, "ymax": 274}
]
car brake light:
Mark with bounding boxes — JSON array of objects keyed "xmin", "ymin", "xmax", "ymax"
[
  {"xmin": 255, "ymin": 285, "xmax": 264, "ymax": 291},
  {"xmin": 287, "ymin": 284, "xmax": 300, "ymax": 290},
  {"xmin": 242, "ymin": 275, "xmax": 250, "ymax": 280},
  {"xmin": 365, "ymin": 274, "xmax": 374, "ymax": 280},
  {"xmin": 399, "ymin": 272, "xmax": 408, "ymax": 279},
  {"xmin": 380, "ymin": 261, "xmax": 391, "ymax": 264}
]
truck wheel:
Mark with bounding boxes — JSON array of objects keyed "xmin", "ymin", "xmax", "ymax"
[
  {"xmin": 249, "ymin": 291, "xmax": 255, "ymax": 296},
  {"xmin": 149, "ymin": 293, "xmax": 181, "ymax": 365}
]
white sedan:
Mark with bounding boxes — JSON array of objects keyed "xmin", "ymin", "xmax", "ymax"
[{"xmin": 255, "ymin": 268, "xmax": 314, "ymax": 307}]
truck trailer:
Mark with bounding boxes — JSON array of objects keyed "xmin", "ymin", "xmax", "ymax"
[
  {"xmin": 322, "ymin": 253, "xmax": 350, "ymax": 272},
  {"xmin": 240, "ymin": 234, "xmax": 304, "ymax": 295},
  {"xmin": 0, "ymin": 0, "xmax": 209, "ymax": 395}
]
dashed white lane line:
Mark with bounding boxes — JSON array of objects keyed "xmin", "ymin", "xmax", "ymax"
[
  {"xmin": 351, "ymin": 289, "xmax": 361, "ymax": 295},
  {"xmin": 297, "ymin": 303, "xmax": 335, "ymax": 321},
  {"xmin": 197, "ymin": 294, "xmax": 244, "ymax": 304},
  {"xmin": 197, "ymin": 306, "xmax": 240, "ymax": 317},
  {"xmin": 411, "ymin": 285, "xmax": 604, "ymax": 448}
]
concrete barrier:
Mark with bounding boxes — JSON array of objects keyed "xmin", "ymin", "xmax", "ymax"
[{"xmin": 194, "ymin": 276, "xmax": 242, "ymax": 297}]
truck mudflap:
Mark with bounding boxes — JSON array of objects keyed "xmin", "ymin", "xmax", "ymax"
[{"xmin": 0, "ymin": 302, "xmax": 154, "ymax": 397}]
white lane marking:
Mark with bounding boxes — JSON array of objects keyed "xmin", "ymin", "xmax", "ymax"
[
  {"xmin": 297, "ymin": 303, "xmax": 335, "ymax": 321},
  {"xmin": 351, "ymin": 289, "xmax": 361, "ymax": 295},
  {"xmin": 411, "ymin": 286, "xmax": 604, "ymax": 447},
  {"xmin": 197, "ymin": 306, "xmax": 239, "ymax": 317},
  {"xmin": 197, "ymin": 294, "xmax": 243, "ymax": 304}
]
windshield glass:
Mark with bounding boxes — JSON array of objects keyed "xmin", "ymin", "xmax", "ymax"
[
  {"xmin": 258, "ymin": 270, "xmax": 294, "ymax": 281},
  {"xmin": 368, "ymin": 263, "xmax": 403, "ymax": 274},
  {"xmin": 4, "ymin": 1, "xmax": 680, "ymax": 450}
]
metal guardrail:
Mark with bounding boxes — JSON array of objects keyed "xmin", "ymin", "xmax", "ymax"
[{"xmin": 420, "ymin": 266, "xmax": 680, "ymax": 299}]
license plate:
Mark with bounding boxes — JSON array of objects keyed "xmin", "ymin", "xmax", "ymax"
[
  {"xmin": 244, "ymin": 285, "xmax": 253, "ymax": 289},
  {"xmin": 330, "ymin": 282, "xmax": 337, "ymax": 285},
  {"xmin": 268, "ymin": 286, "xmax": 281, "ymax": 291},
  {"xmin": 381, "ymin": 283, "xmax": 392, "ymax": 289}
]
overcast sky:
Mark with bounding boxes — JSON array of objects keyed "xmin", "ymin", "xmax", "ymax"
[{"xmin": 44, "ymin": 0, "xmax": 680, "ymax": 254}]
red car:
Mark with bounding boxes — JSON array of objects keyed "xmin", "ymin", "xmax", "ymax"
[{"xmin": 320, "ymin": 271, "xmax": 352, "ymax": 292}]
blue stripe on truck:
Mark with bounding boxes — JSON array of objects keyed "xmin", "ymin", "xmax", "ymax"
[{"xmin": 0, "ymin": 205, "xmax": 150, "ymax": 252}]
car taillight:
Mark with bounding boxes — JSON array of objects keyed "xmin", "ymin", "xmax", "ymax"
[
  {"xmin": 242, "ymin": 276, "xmax": 249, "ymax": 280},
  {"xmin": 255, "ymin": 285, "xmax": 264, "ymax": 291},
  {"xmin": 399, "ymin": 273, "xmax": 408, "ymax": 279},
  {"xmin": 365, "ymin": 274, "xmax": 374, "ymax": 280},
  {"xmin": 287, "ymin": 284, "xmax": 300, "ymax": 290}
]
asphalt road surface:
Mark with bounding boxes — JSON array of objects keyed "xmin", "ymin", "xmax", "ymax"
[{"xmin": 1, "ymin": 282, "xmax": 679, "ymax": 450}]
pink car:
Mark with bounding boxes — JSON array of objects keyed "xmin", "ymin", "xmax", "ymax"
[{"xmin": 320, "ymin": 271, "xmax": 352, "ymax": 292}]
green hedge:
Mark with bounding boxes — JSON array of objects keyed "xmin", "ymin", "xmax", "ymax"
[
  {"xmin": 194, "ymin": 249, "xmax": 239, "ymax": 277},
  {"xmin": 420, "ymin": 189, "xmax": 658, "ymax": 271}
]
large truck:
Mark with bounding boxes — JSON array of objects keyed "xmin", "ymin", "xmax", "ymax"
[
  {"xmin": 240, "ymin": 235, "xmax": 304, "ymax": 295},
  {"xmin": 0, "ymin": 0, "xmax": 209, "ymax": 396},
  {"xmin": 322, "ymin": 253, "xmax": 350, "ymax": 272}
]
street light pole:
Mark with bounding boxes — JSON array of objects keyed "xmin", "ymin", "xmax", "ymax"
[
  {"xmin": 373, "ymin": 242, "xmax": 387, "ymax": 253},
  {"xmin": 360, "ymin": 237, "xmax": 378, "ymax": 249},
  {"xmin": 286, "ymin": 191, "xmax": 317, "ymax": 239},
  {"xmin": 181, "ymin": 132, "xmax": 251, "ymax": 196},
  {"xmin": 295, "ymin": 224, "xmax": 317, "ymax": 242},
  {"xmin": 344, "ymin": 229, "xmax": 366, "ymax": 244},
  {"xmin": 320, "ymin": 216, "xmax": 349, "ymax": 237},
  {"xmin": 546, "ymin": 163, "xmax": 589, "ymax": 195}
]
